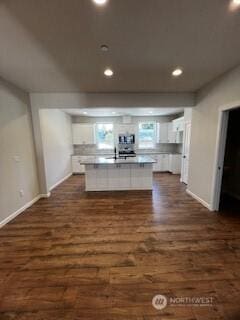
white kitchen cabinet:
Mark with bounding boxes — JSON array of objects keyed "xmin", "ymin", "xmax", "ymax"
[
  {"xmin": 168, "ymin": 122, "xmax": 177, "ymax": 143},
  {"xmin": 72, "ymin": 124, "xmax": 95, "ymax": 145},
  {"xmin": 159, "ymin": 154, "xmax": 169, "ymax": 171},
  {"xmin": 169, "ymin": 154, "xmax": 182, "ymax": 174},
  {"xmin": 130, "ymin": 163, "xmax": 152, "ymax": 189},
  {"xmin": 172, "ymin": 117, "xmax": 184, "ymax": 132},
  {"xmin": 116, "ymin": 124, "xmax": 136, "ymax": 135},
  {"xmin": 108, "ymin": 164, "xmax": 131, "ymax": 190},
  {"xmin": 157, "ymin": 123, "xmax": 169, "ymax": 143},
  {"xmin": 72, "ymin": 156, "xmax": 85, "ymax": 173},
  {"xmin": 85, "ymin": 163, "xmax": 153, "ymax": 191},
  {"xmin": 152, "ymin": 154, "xmax": 169, "ymax": 172}
]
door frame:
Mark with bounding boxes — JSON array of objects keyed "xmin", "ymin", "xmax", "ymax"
[
  {"xmin": 211, "ymin": 101, "xmax": 240, "ymax": 211},
  {"xmin": 181, "ymin": 121, "xmax": 191, "ymax": 184}
]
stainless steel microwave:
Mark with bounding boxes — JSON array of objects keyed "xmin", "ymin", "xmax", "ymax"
[{"xmin": 118, "ymin": 134, "xmax": 135, "ymax": 144}]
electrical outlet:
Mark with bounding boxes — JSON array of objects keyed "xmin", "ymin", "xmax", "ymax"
[{"xmin": 19, "ymin": 190, "xmax": 24, "ymax": 197}]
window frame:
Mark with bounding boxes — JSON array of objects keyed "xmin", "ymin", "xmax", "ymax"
[
  {"xmin": 138, "ymin": 121, "xmax": 157, "ymax": 149},
  {"xmin": 95, "ymin": 122, "xmax": 115, "ymax": 150}
]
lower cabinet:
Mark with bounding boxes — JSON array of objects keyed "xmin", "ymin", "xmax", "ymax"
[
  {"xmin": 130, "ymin": 164, "xmax": 152, "ymax": 189},
  {"xmin": 72, "ymin": 156, "xmax": 85, "ymax": 173},
  {"xmin": 168, "ymin": 154, "xmax": 182, "ymax": 174},
  {"xmin": 152, "ymin": 153, "xmax": 181, "ymax": 174},
  {"xmin": 153, "ymin": 154, "xmax": 169, "ymax": 172},
  {"xmin": 85, "ymin": 163, "xmax": 153, "ymax": 191}
]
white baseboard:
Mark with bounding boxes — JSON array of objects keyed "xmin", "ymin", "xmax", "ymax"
[
  {"xmin": 0, "ymin": 195, "xmax": 41, "ymax": 228},
  {"xmin": 49, "ymin": 173, "xmax": 72, "ymax": 191},
  {"xmin": 39, "ymin": 192, "xmax": 51, "ymax": 198},
  {"xmin": 186, "ymin": 189, "xmax": 213, "ymax": 211}
]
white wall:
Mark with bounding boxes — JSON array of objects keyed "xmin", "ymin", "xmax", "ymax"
[
  {"xmin": 40, "ymin": 109, "xmax": 73, "ymax": 191},
  {"xmin": 188, "ymin": 65, "xmax": 240, "ymax": 207},
  {"xmin": 0, "ymin": 77, "xmax": 39, "ymax": 225}
]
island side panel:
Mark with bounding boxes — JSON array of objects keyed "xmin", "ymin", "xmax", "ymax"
[{"xmin": 85, "ymin": 163, "xmax": 153, "ymax": 191}]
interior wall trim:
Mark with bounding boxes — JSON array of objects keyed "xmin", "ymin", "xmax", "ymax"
[
  {"xmin": 49, "ymin": 173, "xmax": 72, "ymax": 191},
  {"xmin": 0, "ymin": 195, "xmax": 41, "ymax": 228},
  {"xmin": 186, "ymin": 189, "xmax": 213, "ymax": 211}
]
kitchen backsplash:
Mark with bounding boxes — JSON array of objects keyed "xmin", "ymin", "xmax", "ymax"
[{"xmin": 73, "ymin": 143, "xmax": 182, "ymax": 155}]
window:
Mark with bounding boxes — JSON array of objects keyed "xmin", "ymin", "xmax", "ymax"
[
  {"xmin": 96, "ymin": 123, "xmax": 114, "ymax": 149},
  {"xmin": 138, "ymin": 122, "xmax": 156, "ymax": 149}
]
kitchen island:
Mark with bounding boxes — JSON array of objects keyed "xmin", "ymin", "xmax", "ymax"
[{"xmin": 81, "ymin": 156, "xmax": 155, "ymax": 191}]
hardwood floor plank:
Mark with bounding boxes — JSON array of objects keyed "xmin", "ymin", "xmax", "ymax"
[{"xmin": 0, "ymin": 173, "xmax": 239, "ymax": 319}]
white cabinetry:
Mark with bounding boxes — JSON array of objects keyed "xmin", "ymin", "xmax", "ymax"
[
  {"xmin": 157, "ymin": 123, "xmax": 169, "ymax": 143},
  {"xmin": 85, "ymin": 163, "xmax": 153, "ymax": 191},
  {"xmin": 169, "ymin": 154, "xmax": 182, "ymax": 174},
  {"xmin": 168, "ymin": 123, "xmax": 177, "ymax": 143},
  {"xmin": 130, "ymin": 164, "xmax": 152, "ymax": 189},
  {"xmin": 172, "ymin": 117, "xmax": 184, "ymax": 132},
  {"xmin": 72, "ymin": 124, "xmax": 95, "ymax": 145},
  {"xmin": 72, "ymin": 156, "xmax": 86, "ymax": 173},
  {"xmin": 108, "ymin": 164, "xmax": 131, "ymax": 190},
  {"xmin": 152, "ymin": 154, "xmax": 169, "ymax": 172},
  {"xmin": 157, "ymin": 122, "xmax": 182, "ymax": 144},
  {"xmin": 116, "ymin": 124, "xmax": 136, "ymax": 135}
]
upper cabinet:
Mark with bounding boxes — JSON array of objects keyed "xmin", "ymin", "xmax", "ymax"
[
  {"xmin": 157, "ymin": 123, "xmax": 169, "ymax": 143},
  {"xmin": 72, "ymin": 124, "xmax": 95, "ymax": 145},
  {"xmin": 157, "ymin": 117, "xmax": 184, "ymax": 144},
  {"xmin": 172, "ymin": 117, "xmax": 184, "ymax": 132}
]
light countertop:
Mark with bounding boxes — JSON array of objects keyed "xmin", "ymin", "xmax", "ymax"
[{"xmin": 80, "ymin": 155, "xmax": 156, "ymax": 165}]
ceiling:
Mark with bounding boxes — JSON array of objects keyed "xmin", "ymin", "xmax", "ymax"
[
  {"xmin": 62, "ymin": 107, "xmax": 184, "ymax": 117},
  {"xmin": 0, "ymin": 0, "xmax": 240, "ymax": 93}
]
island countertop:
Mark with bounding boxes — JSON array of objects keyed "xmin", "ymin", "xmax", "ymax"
[{"xmin": 80, "ymin": 155, "xmax": 156, "ymax": 165}]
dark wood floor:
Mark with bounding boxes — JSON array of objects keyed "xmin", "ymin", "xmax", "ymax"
[{"xmin": 0, "ymin": 173, "xmax": 239, "ymax": 320}]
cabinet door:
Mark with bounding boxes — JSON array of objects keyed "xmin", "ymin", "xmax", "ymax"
[
  {"xmin": 162, "ymin": 154, "xmax": 169, "ymax": 171},
  {"xmin": 158, "ymin": 154, "xmax": 169, "ymax": 171},
  {"xmin": 96, "ymin": 165, "xmax": 108, "ymax": 190},
  {"xmin": 169, "ymin": 155, "xmax": 181, "ymax": 174},
  {"xmin": 157, "ymin": 123, "xmax": 169, "ymax": 143},
  {"xmin": 118, "ymin": 164, "xmax": 131, "ymax": 189},
  {"xmin": 168, "ymin": 123, "xmax": 177, "ymax": 143},
  {"xmin": 131, "ymin": 164, "xmax": 152, "ymax": 189},
  {"xmin": 72, "ymin": 124, "xmax": 95, "ymax": 145},
  {"xmin": 85, "ymin": 165, "xmax": 97, "ymax": 190}
]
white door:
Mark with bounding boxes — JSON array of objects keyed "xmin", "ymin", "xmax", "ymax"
[{"xmin": 181, "ymin": 122, "xmax": 191, "ymax": 184}]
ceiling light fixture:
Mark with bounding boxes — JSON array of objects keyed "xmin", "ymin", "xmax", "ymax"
[
  {"xmin": 172, "ymin": 68, "xmax": 183, "ymax": 77},
  {"xmin": 229, "ymin": 0, "xmax": 240, "ymax": 10},
  {"xmin": 104, "ymin": 68, "xmax": 114, "ymax": 77},
  {"xmin": 93, "ymin": 0, "xmax": 108, "ymax": 6},
  {"xmin": 101, "ymin": 44, "xmax": 109, "ymax": 52}
]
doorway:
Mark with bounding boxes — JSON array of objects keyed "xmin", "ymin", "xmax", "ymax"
[{"xmin": 219, "ymin": 107, "xmax": 240, "ymax": 214}]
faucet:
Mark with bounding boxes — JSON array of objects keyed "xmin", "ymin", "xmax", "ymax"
[{"xmin": 114, "ymin": 146, "xmax": 117, "ymax": 160}]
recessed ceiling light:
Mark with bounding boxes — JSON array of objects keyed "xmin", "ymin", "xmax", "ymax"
[
  {"xmin": 233, "ymin": 0, "xmax": 240, "ymax": 4},
  {"xmin": 93, "ymin": 0, "xmax": 108, "ymax": 5},
  {"xmin": 101, "ymin": 44, "xmax": 109, "ymax": 52},
  {"xmin": 172, "ymin": 68, "xmax": 183, "ymax": 77},
  {"xmin": 104, "ymin": 68, "xmax": 114, "ymax": 77}
]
